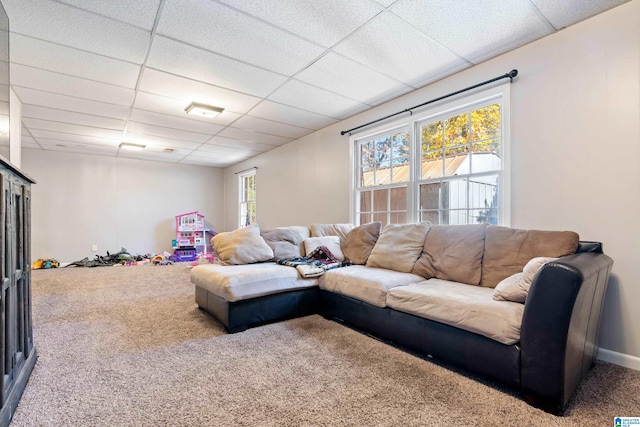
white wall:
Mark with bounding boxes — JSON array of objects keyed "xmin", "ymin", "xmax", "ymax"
[
  {"xmin": 22, "ymin": 149, "xmax": 224, "ymax": 263},
  {"xmin": 223, "ymin": 1, "xmax": 640, "ymax": 365}
]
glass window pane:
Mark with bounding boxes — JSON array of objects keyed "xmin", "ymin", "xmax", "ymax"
[
  {"xmin": 389, "ymin": 211, "xmax": 407, "ymax": 224},
  {"xmin": 373, "ymin": 189, "xmax": 387, "ymax": 212},
  {"xmin": 390, "ymin": 186, "xmax": 407, "ymax": 211},
  {"xmin": 471, "ymin": 144, "xmax": 500, "ymax": 173},
  {"xmin": 421, "ymin": 121, "xmax": 443, "ymax": 152},
  {"xmin": 472, "ymin": 104, "xmax": 501, "ymax": 142},
  {"xmin": 359, "ymin": 213, "xmax": 372, "ymax": 225},
  {"xmin": 446, "ymin": 179, "xmax": 468, "ymax": 211},
  {"xmin": 421, "ymin": 152, "xmax": 443, "ymax": 179},
  {"xmin": 376, "ymin": 167, "xmax": 391, "ymax": 185},
  {"xmin": 373, "ymin": 212, "xmax": 388, "ymax": 228},
  {"xmin": 391, "ymin": 162, "xmax": 410, "ymax": 183},
  {"xmin": 443, "ymin": 146, "xmax": 469, "ymax": 177},
  {"xmin": 447, "ymin": 210, "xmax": 469, "ymax": 225},
  {"xmin": 375, "ymin": 136, "xmax": 391, "ymax": 169},
  {"xmin": 359, "ymin": 190, "xmax": 371, "ymax": 212},
  {"xmin": 444, "ymin": 113, "xmax": 469, "ymax": 147},
  {"xmin": 419, "ymin": 183, "xmax": 440, "ymax": 210},
  {"xmin": 420, "ymin": 210, "xmax": 440, "ymax": 225}
]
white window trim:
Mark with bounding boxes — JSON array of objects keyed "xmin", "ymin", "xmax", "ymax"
[
  {"xmin": 350, "ymin": 83, "xmax": 511, "ymax": 226},
  {"xmin": 238, "ymin": 168, "xmax": 257, "ymax": 228}
]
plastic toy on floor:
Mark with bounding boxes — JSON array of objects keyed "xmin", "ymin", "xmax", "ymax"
[{"xmin": 32, "ymin": 258, "xmax": 60, "ymax": 269}]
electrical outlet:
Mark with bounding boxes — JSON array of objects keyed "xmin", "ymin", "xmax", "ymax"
[{"xmin": 91, "ymin": 244, "xmax": 98, "ymax": 252}]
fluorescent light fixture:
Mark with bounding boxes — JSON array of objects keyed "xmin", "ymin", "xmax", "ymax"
[
  {"xmin": 185, "ymin": 102, "xmax": 224, "ymax": 118},
  {"xmin": 119, "ymin": 142, "xmax": 146, "ymax": 151}
]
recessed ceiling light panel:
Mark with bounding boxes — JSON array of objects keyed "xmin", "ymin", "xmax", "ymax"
[
  {"xmin": 119, "ymin": 142, "xmax": 146, "ymax": 151},
  {"xmin": 185, "ymin": 102, "xmax": 224, "ymax": 118}
]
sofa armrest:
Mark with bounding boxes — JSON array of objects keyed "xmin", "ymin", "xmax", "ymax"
[{"xmin": 519, "ymin": 251, "xmax": 613, "ymax": 414}]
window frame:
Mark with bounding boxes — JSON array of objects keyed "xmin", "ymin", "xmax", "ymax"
[
  {"xmin": 350, "ymin": 84, "xmax": 510, "ymax": 227},
  {"xmin": 238, "ymin": 169, "xmax": 257, "ymax": 228}
]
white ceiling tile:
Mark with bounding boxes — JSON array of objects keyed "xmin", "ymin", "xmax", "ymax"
[
  {"xmin": 268, "ymin": 79, "xmax": 369, "ymax": 119},
  {"xmin": 156, "ymin": 0, "xmax": 325, "ymax": 75},
  {"xmin": 117, "ymin": 150, "xmax": 184, "ymax": 164},
  {"xmin": 531, "ymin": 0, "xmax": 629, "ymax": 29},
  {"xmin": 13, "ymin": 87, "xmax": 131, "ymax": 119},
  {"xmin": 2, "ymin": 0, "xmax": 150, "ymax": 63},
  {"xmin": 22, "ymin": 141, "xmax": 42, "ymax": 150},
  {"xmin": 334, "ymin": 11, "xmax": 470, "ymax": 87},
  {"xmin": 29, "ymin": 129, "xmax": 120, "ymax": 147},
  {"xmin": 231, "ymin": 116, "xmax": 312, "ymax": 139},
  {"xmin": 133, "ymin": 92, "xmax": 241, "ymax": 126},
  {"xmin": 126, "ymin": 122, "xmax": 211, "ymax": 143},
  {"xmin": 206, "ymin": 136, "xmax": 275, "ymax": 153},
  {"xmin": 58, "ymin": 0, "xmax": 161, "ymax": 31},
  {"xmin": 122, "ymin": 132, "xmax": 202, "ymax": 150},
  {"xmin": 138, "ymin": 69, "xmax": 261, "ymax": 114},
  {"xmin": 249, "ymin": 101, "xmax": 338, "ymax": 130},
  {"xmin": 178, "ymin": 157, "xmax": 229, "ymax": 167},
  {"xmin": 37, "ymin": 137, "xmax": 119, "ymax": 151},
  {"xmin": 22, "ymin": 105, "xmax": 125, "ymax": 130},
  {"xmin": 39, "ymin": 143, "xmax": 120, "ymax": 157},
  {"xmin": 147, "ymin": 36, "xmax": 288, "ymax": 97},
  {"xmin": 130, "ymin": 109, "xmax": 223, "ymax": 135},
  {"xmin": 372, "ymin": 0, "xmax": 396, "ymax": 6},
  {"xmin": 295, "ymin": 51, "xmax": 412, "ymax": 105},
  {"xmin": 11, "ymin": 34, "xmax": 141, "ymax": 88},
  {"xmin": 391, "ymin": 0, "xmax": 553, "ymax": 64},
  {"xmin": 11, "ymin": 64, "xmax": 135, "ymax": 106},
  {"xmin": 218, "ymin": 0, "xmax": 384, "ymax": 47},
  {"xmin": 21, "ymin": 135, "xmax": 38, "ymax": 145},
  {"xmin": 23, "ymin": 118, "xmax": 123, "ymax": 140},
  {"xmin": 181, "ymin": 149, "xmax": 253, "ymax": 167},
  {"xmin": 218, "ymin": 127, "xmax": 293, "ymax": 146}
]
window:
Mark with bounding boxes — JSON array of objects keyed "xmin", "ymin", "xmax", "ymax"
[
  {"xmin": 355, "ymin": 127, "xmax": 410, "ymax": 226},
  {"xmin": 353, "ymin": 87, "xmax": 509, "ymax": 228},
  {"xmin": 239, "ymin": 169, "xmax": 256, "ymax": 228}
]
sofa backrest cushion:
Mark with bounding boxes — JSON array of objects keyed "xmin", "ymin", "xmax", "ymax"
[
  {"xmin": 366, "ymin": 223, "xmax": 430, "ymax": 273},
  {"xmin": 212, "ymin": 224, "xmax": 274, "ymax": 265},
  {"xmin": 412, "ymin": 223, "xmax": 488, "ymax": 285},
  {"xmin": 303, "ymin": 236, "xmax": 345, "ymax": 261},
  {"xmin": 310, "ymin": 223, "xmax": 354, "ymax": 244},
  {"xmin": 480, "ymin": 225, "xmax": 579, "ymax": 288},
  {"xmin": 261, "ymin": 227, "xmax": 308, "ymax": 259},
  {"xmin": 342, "ymin": 221, "xmax": 382, "ymax": 265}
]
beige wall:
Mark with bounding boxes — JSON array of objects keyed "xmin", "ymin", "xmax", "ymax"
[
  {"xmin": 223, "ymin": 1, "xmax": 640, "ymax": 366},
  {"xmin": 23, "ymin": 149, "xmax": 224, "ymax": 263}
]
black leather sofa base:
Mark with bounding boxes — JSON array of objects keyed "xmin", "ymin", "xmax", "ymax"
[
  {"xmin": 319, "ymin": 290, "xmax": 521, "ymax": 389},
  {"xmin": 196, "ymin": 286, "xmax": 319, "ymax": 333}
]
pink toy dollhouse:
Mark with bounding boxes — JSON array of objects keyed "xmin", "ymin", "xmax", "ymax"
[{"xmin": 173, "ymin": 211, "xmax": 214, "ymax": 256}]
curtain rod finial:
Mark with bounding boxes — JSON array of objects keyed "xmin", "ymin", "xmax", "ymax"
[{"xmin": 508, "ymin": 69, "xmax": 518, "ymax": 80}]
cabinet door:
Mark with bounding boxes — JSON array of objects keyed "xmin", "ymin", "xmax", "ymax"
[
  {"xmin": 11, "ymin": 180, "xmax": 25, "ymax": 375},
  {"xmin": 0, "ymin": 175, "xmax": 13, "ymax": 403}
]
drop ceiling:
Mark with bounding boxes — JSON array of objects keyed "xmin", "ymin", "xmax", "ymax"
[{"xmin": 1, "ymin": 0, "xmax": 630, "ymax": 167}]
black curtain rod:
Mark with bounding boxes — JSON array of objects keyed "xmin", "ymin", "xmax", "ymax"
[{"xmin": 340, "ymin": 69, "xmax": 518, "ymax": 136}]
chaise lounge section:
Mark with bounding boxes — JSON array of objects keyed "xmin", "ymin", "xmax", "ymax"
[{"xmin": 190, "ymin": 222, "xmax": 613, "ymax": 415}]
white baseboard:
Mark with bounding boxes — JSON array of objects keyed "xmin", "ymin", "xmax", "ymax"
[{"xmin": 597, "ymin": 348, "xmax": 640, "ymax": 371}]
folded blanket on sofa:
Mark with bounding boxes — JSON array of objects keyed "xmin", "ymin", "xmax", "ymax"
[{"xmin": 277, "ymin": 246, "xmax": 352, "ymax": 278}]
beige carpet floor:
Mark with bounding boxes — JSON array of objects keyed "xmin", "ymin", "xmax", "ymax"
[{"xmin": 10, "ymin": 263, "xmax": 640, "ymax": 426}]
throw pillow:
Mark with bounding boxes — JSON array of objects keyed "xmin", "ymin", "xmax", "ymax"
[
  {"xmin": 493, "ymin": 257, "xmax": 558, "ymax": 303},
  {"xmin": 261, "ymin": 227, "xmax": 307, "ymax": 259},
  {"xmin": 342, "ymin": 221, "xmax": 382, "ymax": 265},
  {"xmin": 480, "ymin": 225, "xmax": 579, "ymax": 288},
  {"xmin": 212, "ymin": 224, "xmax": 274, "ymax": 265},
  {"xmin": 303, "ymin": 236, "xmax": 344, "ymax": 261},
  {"xmin": 366, "ymin": 223, "xmax": 430, "ymax": 273},
  {"xmin": 310, "ymin": 223, "xmax": 354, "ymax": 244},
  {"xmin": 412, "ymin": 223, "xmax": 487, "ymax": 285}
]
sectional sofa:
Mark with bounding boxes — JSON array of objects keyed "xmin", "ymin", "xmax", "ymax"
[{"xmin": 190, "ymin": 221, "xmax": 613, "ymax": 415}]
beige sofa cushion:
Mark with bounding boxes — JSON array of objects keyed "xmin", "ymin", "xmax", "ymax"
[
  {"xmin": 212, "ymin": 224, "xmax": 274, "ymax": 265},
  {"xmin": 341, "ymin": 222, "xmax": 382, "ymax": 265},
  {"xmin": 412, "ymin": 223, "xmax": 487, "ymax": 285},
  {"xmin": 319, "ymin": 265, "xmax": 424, "ymax": 307},
  {"xmin": 480, "ymin": 225, "xmax": 579, "ymax": 288},
  {"xmin": 366, "ymin": 223, "xmax": 430, "ymax": 273},
  {"xmin": 303, "ymin": 236, "xmax": 344, "ymax": 261},
  {"xmin": 387, "ymin": 280, "xmax": 524, "ymax": 345},
  {"xmin": 191, "ymin": 263, "xmax": 318, "ymax": 302},
  {"xmin": 261, "ymin": 226, "xmax": 308, "ymax": 259},
  {"xmin": 310, "ymin": 223, "xmax": 354, "ymax": 244},
  {"xmin": 492, "ymin": 257, "xmax": 557, "ymax": 303}
]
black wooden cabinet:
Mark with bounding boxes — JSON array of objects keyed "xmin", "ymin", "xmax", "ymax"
[{"xmin": 0, "ymin": 157, "xmax": 36, "ymax": 427}]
